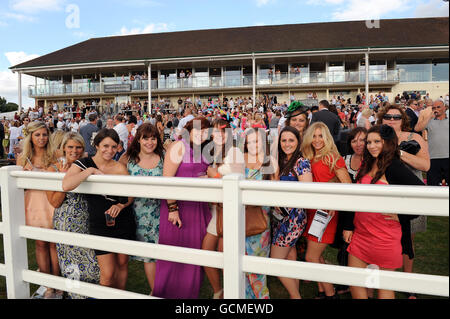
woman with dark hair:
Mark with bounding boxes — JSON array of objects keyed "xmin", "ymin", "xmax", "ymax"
[
  {"xmin": 62, "ymin": 128, "xmax": 136, "ymax": 290},
  {"xmin": 119, "ymin": 123, "xmax": 164, "ymax": 293},
  {"xmin": 344, "ymin": 127, "xmax": 368, "ymax": 183},
  {"xmin": 153, "ymin": 116, "xmax": 212, "ymax": 299},
  {"xmin": 344, "ymin": 125, "xmax": 423, "ymax": 299},
  {"xmin": 378, "ymin": 103, "xmax": 430, "ymax": 299},
  {"xmin": 271, "ymin": 126, "xmax": 312, "ymax": 299}
]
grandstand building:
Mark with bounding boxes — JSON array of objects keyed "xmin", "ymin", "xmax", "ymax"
[{"xmin": 10, "ymin": 17, "xmax": 449, "ymax": 112}]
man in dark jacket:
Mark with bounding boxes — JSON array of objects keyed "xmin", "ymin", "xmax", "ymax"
[{"xmin": 311, "ymin": 100, "xmax": 341, "ymax": 143}]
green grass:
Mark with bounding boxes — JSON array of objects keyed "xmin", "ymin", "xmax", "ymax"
[{"xmin": 0, "ymin": 217, "xmax": 448, "ymax": 299}]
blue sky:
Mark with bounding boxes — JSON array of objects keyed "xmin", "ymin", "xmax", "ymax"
[{"xmin": 0, "ymin": 0, "xmax": 448, "ymax": 108}]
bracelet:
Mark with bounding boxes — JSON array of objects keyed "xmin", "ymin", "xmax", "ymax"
[{"xmin": 168, "ymin": 202, "xmax": 178, "ymax": 212}]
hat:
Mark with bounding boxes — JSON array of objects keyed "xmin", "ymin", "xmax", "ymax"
[{"xmin": 285, "ymin": 101, "xmax": 309, "ymax": 118}]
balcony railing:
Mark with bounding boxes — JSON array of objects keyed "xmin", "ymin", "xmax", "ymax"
[{"xmin": 28, "ymin": 70, "xmax": 400, "ymax": 98}]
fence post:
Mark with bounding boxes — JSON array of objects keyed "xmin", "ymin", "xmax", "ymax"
[
  {"xmin": 222, "ymin": 173, "xmax": 245, "ymax": 299},
  {"xmin": 0, "ymin": 166, "xmax": 30, "ymax": 299}
]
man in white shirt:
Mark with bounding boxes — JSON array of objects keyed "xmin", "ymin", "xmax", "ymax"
[
  {"xmin": 56, "ymin": 117, "xmax": 66, "ymax": 131},
  {"xmin": 176, "ymin": 107, "xmax": 195, "ymax": 134},
  {"xmin": 113, "ymin": 114, "xmax": 129, "ymax": 151}
]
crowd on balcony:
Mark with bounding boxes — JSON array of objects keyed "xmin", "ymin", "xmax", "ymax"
[{"xmin": 0, "ymin": 89, "xmax": 448, "ymax": 300}]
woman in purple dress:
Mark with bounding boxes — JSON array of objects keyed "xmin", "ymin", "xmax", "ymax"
[{"xmin": 153, "ymin": 116, "xmax": 212, "ymax": 298}]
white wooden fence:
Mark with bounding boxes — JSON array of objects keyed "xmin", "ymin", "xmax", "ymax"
[{"xmin": 0, "ymin": 165, "xmax": 448, "ymax": 299}]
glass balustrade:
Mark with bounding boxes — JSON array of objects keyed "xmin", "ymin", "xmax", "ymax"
[{"xmin": 28, "ymin": 70, "xmax": 402, "ymax": 97}]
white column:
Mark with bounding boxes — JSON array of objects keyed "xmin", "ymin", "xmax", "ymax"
[
  {"xmin": 365, "ymin": 50, "xmax": 370, "ymax": 105},
  {"xmin": 18, "ymin": 72, "xmax": 23, "ymax": 113},
  {"xmin": 222, "ymin": 173, "xmax": 246, "ymax": 299},
  {"xmin": 0, "ymin": 166, "xmax": 30, "ymax": 299},
  {"xmin": 252, "ymin": 54, "xmax": 256, "ymax": 107},
  {"xmin": 148, "ymin": 64, "xmax": 152, "ymax": 114}
]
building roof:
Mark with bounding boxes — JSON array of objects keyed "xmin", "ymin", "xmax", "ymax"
[{"xmin": 11, "ymin": 17, "xmax": 449, "ymax": 70}]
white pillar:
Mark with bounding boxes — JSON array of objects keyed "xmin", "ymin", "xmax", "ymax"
[
  {"xmin": 222, "ymin": 173, "xmax": 246, "ymax": 299},
  {"xmin": 18, "ymin": 72, "xmax": 23, "ymax": 113},
  {"xmin": 252, "ymin": 54, "xmax": 256, "ymax": 107},
  {"xmin": 365, "ymin": 50, "xmax": 370, "ymax": 105},
  {"xmin": 148, "ymin": 64, "xmax": 152, "ymax": 114},
  {"xmin": 0, "ymin": 166, "xmax": 30, "ymax": 299}
]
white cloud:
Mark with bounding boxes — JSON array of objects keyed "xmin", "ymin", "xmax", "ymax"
[
  {"xmin": 2, "ymin": 12, "xmax": 36, "ymax": 22},
  {"xmin": 310, "ymin": 0, "xmax": 413, "ymax": 21},
  {"xmin": 0, "ymin": 52, "xmax": 41, "ymax": 108},
  {"xmin": 117, "ymin": 23, "xmax": 171, "ymax": 36},
  {"xmin": 10, "ymin": 0, "xmax": 65, "ymax": 13},
  {"xmin": 414, "ymin": 0, "xmax": 449, "ymax": 17},
  {"xmin": 255, "ymin": 0, "xmax": 276, "ymax": 7},
  {"xmin": 5, "ymin": 51, "xmax": 40, "ymax": 67}
]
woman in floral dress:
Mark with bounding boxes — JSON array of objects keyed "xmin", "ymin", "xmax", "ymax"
[{"xmin": 120, "ymin": 123, "xmax": 164, "ymax": 293}]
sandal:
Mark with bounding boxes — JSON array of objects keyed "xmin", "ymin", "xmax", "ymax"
[
  {"xmin": 43, "ymin": 288, "xmax": 55, "ymax": 299},
  {"xmin": 213, "ymin": 289, "xmax": 224, "ymax": 299}
]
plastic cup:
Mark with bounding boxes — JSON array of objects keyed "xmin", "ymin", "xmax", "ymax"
[{"xmin": 105, "ymin": 213, "xmax": 115, "ymax": 227}]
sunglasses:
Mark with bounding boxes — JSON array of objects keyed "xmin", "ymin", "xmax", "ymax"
[{"xmin": 383, "ymin": 115, "xmax": 402, "ymax": 121}]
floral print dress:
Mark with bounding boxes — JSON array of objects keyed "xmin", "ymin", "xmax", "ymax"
[
  {"xmin": 127, "ymin": 159, "xmax": 163, "ymax": 263},
  {"xmin": 271, "ymin": 157, "xmax": 310, "ymax": 247},
  {"xmin": 245, "ymin": 167, "xmax": 271, "ymax": 299}
]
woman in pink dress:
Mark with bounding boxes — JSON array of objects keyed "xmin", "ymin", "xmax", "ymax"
[
  {"xmin": 344, "ymin": 125, "xmax": 423, "ymax": 299},
  {"xmin": 17, "ymin": 121, "xmax": 59, "ymax": 298}
]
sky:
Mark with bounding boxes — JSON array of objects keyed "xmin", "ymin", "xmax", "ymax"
[{"xmin": 0, "ymin": 0, "xmax": 448, "ymax": 109}]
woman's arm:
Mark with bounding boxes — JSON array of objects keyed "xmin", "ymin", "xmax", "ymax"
[
  {"xmin": 106, "ymin": 163, "xmax": 134, "ymax": 218},
  {"xmin": 163, "ymin": 141, "xmax": 185, "ymax": 228},
  {"xmin": 45, "ymin": 165, "xmax": 66, "ymax": 208},
  {"xmin": 400, "ymin": 133, "xmax": 430, "ymax": 172},
  {"xmin": 335, "ymin": 167, "xmax": 352, "ymax": 184},
  {"xmin": 62, "ymin": 163, "xmax": 102, "ymax": 192}
]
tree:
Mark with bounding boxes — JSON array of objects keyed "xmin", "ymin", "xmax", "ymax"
[{"xmin": 0, "ymin": 96, "xmax": 19, "ymax": 113}]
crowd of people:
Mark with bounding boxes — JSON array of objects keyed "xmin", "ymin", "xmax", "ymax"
[{"xmin": 0, "ymin": 90, "xmax": 448, "ymax": 300}]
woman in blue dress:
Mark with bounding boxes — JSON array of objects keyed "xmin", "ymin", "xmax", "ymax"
[
  {"xmin": 46, "ymin": 132, "xmax": 100, "ymax": 299},
  {"xmin": 270, "ymin": 126, "xmax": 312, "ymax": 299},
  {"xmin": 119, "ymin": 123, "xmax": 164, "ymax": 293}
]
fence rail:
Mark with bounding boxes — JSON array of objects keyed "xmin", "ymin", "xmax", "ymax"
[{"xmin": 0, "ymin": 166, "xmax": 449, "ymax": 299}]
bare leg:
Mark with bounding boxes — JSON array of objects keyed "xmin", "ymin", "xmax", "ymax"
[
  {"xmin": 271, "ymin": 245, "xmax": 301, "ymax": 299},
  {"xmin": 97, "ymin": 253, "xmax": 116, "ymax": 288},
  {"xmin": 35, "ymin": 240, "xmax": 51, "ymax": 274},
  {"xmin": 144, "ymin": 262, "xmax": 156, "ymax": 292},
  {"xmin": 115, "ymin": 253, "xmax": 129, "ymax": 290},
  {"xmin": 49, "ymin": 242, "xmax": 60, "ymax": 277},
  {"xmin": 202, "ymin": 233, "xmax": 222, "ymax": 295},
  {"xmin": 305, "ymin": 240, "xmax": 335, "ymax": 296},
  {"xmin": 348, "ymin": 254, "xmax": 369, "ymax": 299}
]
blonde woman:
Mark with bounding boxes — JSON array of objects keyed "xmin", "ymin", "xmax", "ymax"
[
  {"xmin": 300, "ymin": 122, "xmax": 352, "ymax": 299},
  {"xmin": 46, "ymin": 132, "xmax": 100, "ymax": 299},
  {"xmin": 49, "ymin": 129, "xmax": 66, "ymax": 159},
  {"xmin": 357, "ymin": 108, "xmax": 373, "ymax": 130},
  {"xmin": 17, "ymin": 121, "xmax": 59, "ymax": 298}
]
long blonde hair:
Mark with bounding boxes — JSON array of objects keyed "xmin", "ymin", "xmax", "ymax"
[
  {"xmin": 301, "ymin": 122, "xmax": 341, "ymax": 172},
  {"xmin": 17, "ymin": 121, "xmax": 55, "ymax": 168}
]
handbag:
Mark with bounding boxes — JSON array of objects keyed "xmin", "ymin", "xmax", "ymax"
[
  {"xmin": 399, "ymin": 139, "xmax": 421, "ymax": 155},
  {"xmin": 216, "ymin": 203, "xmax": 267, "ymax": 237}
]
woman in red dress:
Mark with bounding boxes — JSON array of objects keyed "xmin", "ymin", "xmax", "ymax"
[
  {"xmin": 301, "ymin": 122, "xmax": 352, "ymax": 299},
  {"xmin": 344, "ymin": 125, "xmax": 423, "ymax": 299}
]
